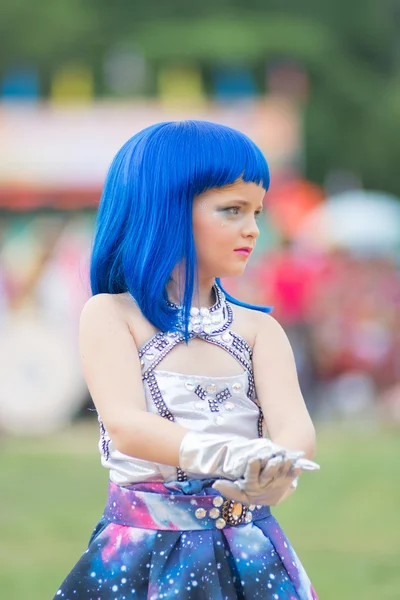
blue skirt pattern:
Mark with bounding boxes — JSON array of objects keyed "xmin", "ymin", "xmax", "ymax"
[{"xmin": 53, "ymin": 480, "xmax": 318, "ymax": 600}]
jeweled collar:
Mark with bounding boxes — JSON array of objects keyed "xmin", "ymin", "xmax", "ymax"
[{"xmin": 167, "ymin": 283, "xmax": 233, "ymax": 336}]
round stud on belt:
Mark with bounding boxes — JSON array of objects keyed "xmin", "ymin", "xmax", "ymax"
[
  {"xmin": 193, "ymin": 496, "xmax": 255, "ymax": 529},
  {"xmin": 222, "ymin": 500, "xmax": 249, "ymax": 526}
]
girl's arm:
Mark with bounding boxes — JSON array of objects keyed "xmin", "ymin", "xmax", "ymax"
[
  {"xmin": 79, "ymin": 294, "xmax": 189, "ymax": 466},
  {"xmin": 252, "ymin": 313, "xmax": 316, "ymax": 459}
]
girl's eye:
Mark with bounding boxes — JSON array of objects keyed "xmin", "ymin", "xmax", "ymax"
[
  {"xmin": 221, "ymin": 207, "xmax": 263, "ymax": 218},
  {"xmin": 224, "ymin": 207, "xmax": 240, "ymax": 215}
]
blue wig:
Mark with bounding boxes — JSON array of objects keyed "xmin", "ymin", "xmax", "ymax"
[{"xmin": 90, "ymin": 120, "xmax": 272, "ymax": 338}]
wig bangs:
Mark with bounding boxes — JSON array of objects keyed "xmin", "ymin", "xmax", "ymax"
[
  {"xmin": 180, "ymin": 120, "xmax": 270, "ymax": 194},
  {"xmin": 145, "ymin": 120, "xmax": 270, "ymax": 199}
]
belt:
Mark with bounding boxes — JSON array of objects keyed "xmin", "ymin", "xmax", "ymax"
[{"xmin": 104, "ymin": 481, "xmax": 271, "ymax": 531}]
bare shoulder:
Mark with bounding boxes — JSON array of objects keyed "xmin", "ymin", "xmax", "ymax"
[
  {"xmin": 80, "ymin": 292, "xmax": 157, "ymax": 349},
  {"xmin": 254, "ymin": 311, "xmax": 288, "ymax": 338},
  {"xmin": 82, "ymin": 292, "xmax": 146, "ymax": 320},
  {"xmin": 80, "ymin": 293, "xmax": 131, "ymax": 325},
  {"xmin": 229, "ymin": 303, "xmax": 272, "ymax": 347},
  {"xmin": 230, "ymin": 303, "xmax": 294, "ymax": 360},
  {"xmin": 253, "ymin": 311, "xmax": 295, "ymax": 360},
  {"xmin": 79, "ymin": 294, "xmax": 129, "ymax": 351}
]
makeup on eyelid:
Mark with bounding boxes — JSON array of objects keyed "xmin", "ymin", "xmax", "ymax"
[{"xmin": 216, "ymin": 205, "xmax": 263, "ymax": 216}]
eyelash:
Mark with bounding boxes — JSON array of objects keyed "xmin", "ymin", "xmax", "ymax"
[{"xmin": 224, "ymin": 207, "xmax": 263, "ymax": 218}]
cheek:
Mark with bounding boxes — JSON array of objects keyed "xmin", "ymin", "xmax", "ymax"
[{"xmin": 194, "ymin": 213, "xmax": 234, "ymax": 249}]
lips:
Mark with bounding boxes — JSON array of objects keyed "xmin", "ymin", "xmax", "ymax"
[{"xmin": 234, "ymin": 247, "xmax": 253, "ymax": 256}]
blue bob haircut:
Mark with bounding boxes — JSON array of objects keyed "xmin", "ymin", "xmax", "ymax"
[{"xmin": 90, "ymin": 120, "xmax": 272, "ymax": 338}]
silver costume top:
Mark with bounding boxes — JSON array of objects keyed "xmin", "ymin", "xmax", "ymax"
[{"xmin": 98, "ymin": 285, "xmax": 264, "ymax": 485}]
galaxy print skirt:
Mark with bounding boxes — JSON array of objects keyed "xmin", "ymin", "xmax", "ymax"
[{"xmin": 53, "ymin": 479, "xmax": 318, "ymax": 600}]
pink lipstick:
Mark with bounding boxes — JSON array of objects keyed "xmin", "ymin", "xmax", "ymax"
[{"xmin": 234, "ymin": 247, "xmax": 252, "ymax": 257}]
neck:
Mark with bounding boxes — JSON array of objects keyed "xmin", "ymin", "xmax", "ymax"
[{"xmin": 167, "ymin": 268, "xmax": 216, "ymax": 308}]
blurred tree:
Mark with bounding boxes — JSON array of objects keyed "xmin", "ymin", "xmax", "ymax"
[{"xmin": 0, "ymin": 0, "xmax": 399, "ymax": 196}]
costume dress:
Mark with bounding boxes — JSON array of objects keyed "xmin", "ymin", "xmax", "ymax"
[{"xmin": 53, "ymin": 285, "xmax": 318, "ymax": 600}]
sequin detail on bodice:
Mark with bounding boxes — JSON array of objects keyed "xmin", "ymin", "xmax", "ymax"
[{"xmin": 98, "ymin": 287, "xmax": 264, "ymax": 485}]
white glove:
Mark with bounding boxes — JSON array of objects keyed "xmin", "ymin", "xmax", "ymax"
[
  {"xmin": 212, "ymin": 454, "xmax": 320, "ymax": 506},
  {"xmin": 179, "ymin": 431, "xmax": 294, "ymax": 481}
]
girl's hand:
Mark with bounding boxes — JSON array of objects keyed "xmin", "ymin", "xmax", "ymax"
[{"xmin": 212, "ymin": 454, "xmax": 320, "ymax": 506}]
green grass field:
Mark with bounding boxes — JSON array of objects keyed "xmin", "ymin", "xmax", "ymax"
[{"xmin": 1, "ymin": 422, "xmax": 399, "ymax": 600}]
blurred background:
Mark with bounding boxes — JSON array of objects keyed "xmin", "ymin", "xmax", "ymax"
[{"xmin": 1, "ymin": 1, "xmax": 399, "ymax": 599}]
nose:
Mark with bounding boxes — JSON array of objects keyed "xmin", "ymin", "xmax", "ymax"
[{"xmin": 242, "ymin": 215, "xmax": 260, "ymax": 241}]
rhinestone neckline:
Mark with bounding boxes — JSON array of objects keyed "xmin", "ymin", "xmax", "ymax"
[{"xmin": 167, "ymin": 283, "xmax": 232, "ymax": 336}]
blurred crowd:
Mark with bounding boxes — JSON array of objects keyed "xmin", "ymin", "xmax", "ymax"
[{"xmin": 243, "ymin": 244, "xmax": 400, "ymax": 422}]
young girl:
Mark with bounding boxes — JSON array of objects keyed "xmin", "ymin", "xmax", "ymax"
[{"xmin": 54, "ymin": 120, "xmax": 319, "ymax": 600}]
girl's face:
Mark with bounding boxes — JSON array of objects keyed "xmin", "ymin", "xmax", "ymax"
[{"xmin": 192, "ymin": 180, "xmax": 265, "ymax": 279}]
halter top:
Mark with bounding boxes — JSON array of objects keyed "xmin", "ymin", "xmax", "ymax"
[{"xmin": 98, "ymin": 285, "xmax": 264, "ymax": 485}]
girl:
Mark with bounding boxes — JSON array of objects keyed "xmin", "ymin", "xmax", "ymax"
[{"xmin": 54, "ymin": 120, "xmax": 319, "ymax": 600}]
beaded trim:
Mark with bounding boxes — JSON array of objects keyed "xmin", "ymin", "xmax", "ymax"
[
  {"xmin": 231, "ymin": 332, "xmax": 253, "ymax": 356},
  {"xmin": 138, "ymin": 331, "xmax": 183, "ymax": 360},
  {"xmin": 141, "ymin": 335, "xmax": 184, "ymax": 376},
  {"xmin": 194, "ymin": 384, "xmax": 232, "ymax": 413},
  {"xmin": 166, "ymin": 283, "xmax": 222, "ymax": 312},
  {"xmin": 215, "ymin": 387, "xmax": 232, "ymax": 404},
  {"xmin": 146, "ymin": 372, "xmax": 175, "ymax": 421},
  {"xmin": 257, "ymin": 407, "xmax": 264, "ymax": 438},
  {"xmin": 166, "ymin": 284, "xmax": 233, "ymax": 336},
  {"xmin": 200, "ymin": 334, "xmax": 255, "ymax": 401},
  {"xmin": 145, "ymin": 371, "xmax": 187, "ymax": 481},
  {"xmin": 194, "ymin": 385, "xmax": 207, "ymax": 401},
  {"xmin": 98, "ymin": 417, "xmax": 111, "ymax": 462}
]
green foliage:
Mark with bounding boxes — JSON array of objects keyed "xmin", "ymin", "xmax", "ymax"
[{"xmin": 0, "ymin": 0, "xmax": 399, "ymax": 194}]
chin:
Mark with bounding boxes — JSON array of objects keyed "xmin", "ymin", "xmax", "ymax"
[{"xmin": 217, "ymin": 265, "xmax": 248, "ymax": 278}]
